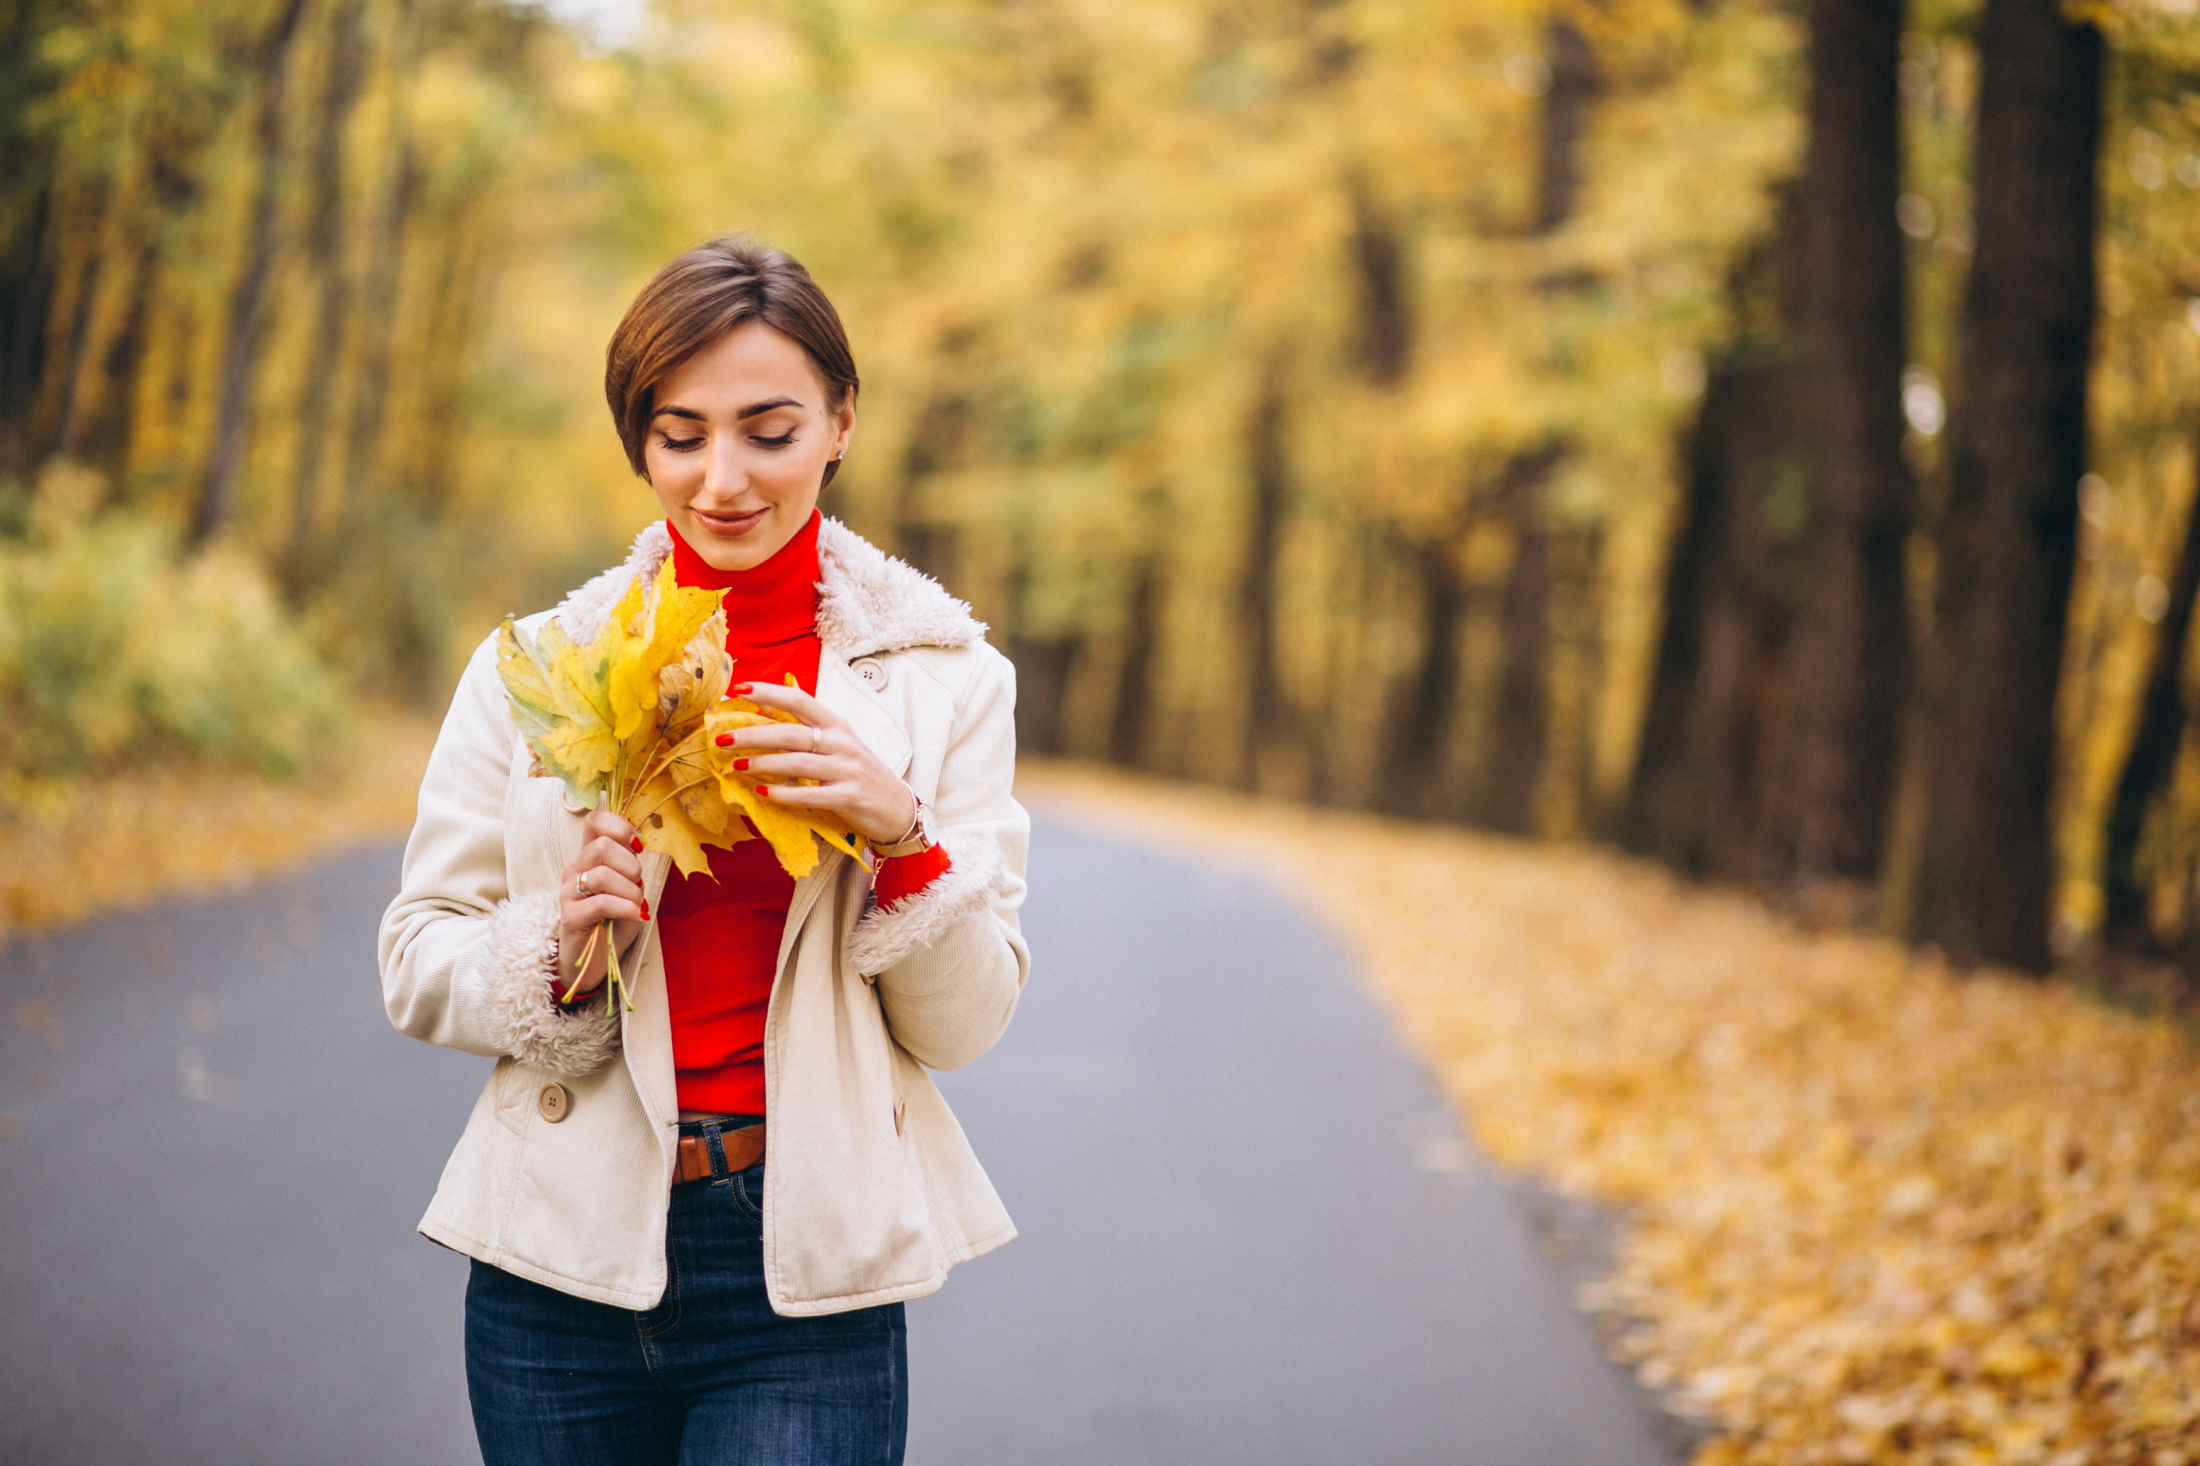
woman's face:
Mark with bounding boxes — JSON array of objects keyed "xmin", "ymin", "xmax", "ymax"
[{"xmin": 642, "ymin": 321, "xmax": 855, "ymax": 572}]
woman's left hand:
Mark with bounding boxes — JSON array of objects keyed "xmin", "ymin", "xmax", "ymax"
[{"xmin": 718, "ymin": 681, "xmax": 918, "ymax": 844}]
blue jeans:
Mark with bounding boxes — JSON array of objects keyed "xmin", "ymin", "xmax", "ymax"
[{"xmin": 464, "ymin": 1138, "xmax": 907, "ymax": 1466}]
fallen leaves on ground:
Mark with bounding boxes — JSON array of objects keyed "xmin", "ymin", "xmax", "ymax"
[
  {"xmin": 0, "ymin": 710, "xmax": 436, "ymax": 943},
  {"xmin": 1019, "ymin": 761, "xmax": 2200, "ymax": 1465}
]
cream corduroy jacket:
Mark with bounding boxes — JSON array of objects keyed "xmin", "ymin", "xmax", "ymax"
[{"xmin": 377, "ymin": 518, "xmax": 1029, "ymax": 1316}]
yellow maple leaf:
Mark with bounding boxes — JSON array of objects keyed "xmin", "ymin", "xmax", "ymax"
[
  {"xmin": 606, "ymin": 560, "xmax": 724, "ymax": 742},
  {"xmin": 677, "ymin": 776, "xmax": 740, "ymax": 839},
  {"xmin": 497, "ymin": 615, "xmax": 618, "ymax": 802},
  {"xmin": 629, "ymin": 767, "xmax": 717, "ymax": 877},
  {"xmin": 698, "ymin": 703, "xmax": 871, "ymax": 877}
]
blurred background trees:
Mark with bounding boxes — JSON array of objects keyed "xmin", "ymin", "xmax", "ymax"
[{"xmin": 3, "ymin": 0, "xmax": 2198, "ymax": 977}]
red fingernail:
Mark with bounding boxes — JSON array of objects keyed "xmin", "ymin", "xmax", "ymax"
[
  {"xmin": 732, "ymin": 683, "xmax": 753, "ymax": 694},
  {"xmin": 641, "ymin": 901, "xmax": 651, "ymax": 920},
  {"xmin": 630, "ymin": 838, "xmax": 644, "ymax": 853},
  {"xmin": 757, "ymin": 785, "xmax": 770, "ymax": 798},
  {"xmin": 733, "ymin": 758, "xmax": 749, "ymax": 771},
  {"xmin": 715, "ymin": 733, "xmax": 735, "ymax": 747}
]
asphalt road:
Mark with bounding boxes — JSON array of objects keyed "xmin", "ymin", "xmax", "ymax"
[{"xmin": 0, "ymin": 814, "xmax": 1673, "ymax": 1466}]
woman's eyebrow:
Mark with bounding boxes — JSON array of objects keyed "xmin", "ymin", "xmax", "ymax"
[{"xmin": 650, "ymin": 397, "xmax": 802, "ymax": 424}]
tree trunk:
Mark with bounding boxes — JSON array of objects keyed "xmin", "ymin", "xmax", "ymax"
[
  {"xmin": 74, "ymin": 232, "xmax": 158, "ymax": 478},
  {"xmin": 1381, "ymin": 17, "xmax": 1596, "ymax": 824},
  {"xmin": 1008, "ymin": 636, "xmax": 1079, "ymax": 755},
  {"xmin": 2101, "ymin": 460, "xmax": 2200, "ymax": 948},
  {"xmin": 1627, "ymin": 355, "xmax": 1810, "ymax": 874},
  {"xmin": 339, "ymin": 7, "xmax": 421, "ymax": 536},
  {"xmin": 1240, "ymin": 365, "xmax": 1288, "ymax": 787},
  {"xmin": 1381, "ymin": 533, "xmax": 1468, "ymax": 816},
  {"xmin": 1002, "ymin": 532, "xmax": 1078, "ymax": 757},
  {"xmin": 1480, "ymin": 508, "xmax": 1553, "ymax": 834},
  {"xmin": 1912, "ymin": 0, "xmax": 2102, "ymax": 970},
  {"xmin": 1628, "ymin": 180, "xmax": 1811, "ymax": 878},
  {"xmin": 1755, "ymin": 0, "xmax": 1912, "ymax": 885},
  {"xmin": 892, "ymin": 388, "xmax": 967, "ymax": 586},
  {"xmin": 43, "ymin": 182, "xmax": 110, "ymax": 460},
  {"xmin": 1536, "ymin": 19, "xmax": 1598, "ymax": 231},
  {"xmin": 192, "ymin": 0, "xmax": 312, "ymax": 547},
  {"xmin": 1109, "ymin": 550, "xmax": 1162, "ymax": 767},
  {"xmin": 1468, "ymin": 17, "xmax": 1597, "ymax": 828},
  {"xmin": 0, "ymin": 185, "xmax": 53, "ymax": 473},
  {"xmin": 285, "ymin": 0, "xmax": 367, "ymax": 598},
  {"xmin": 1349, "ymin": 182, "xmax": 1408, "ymax": 386}
]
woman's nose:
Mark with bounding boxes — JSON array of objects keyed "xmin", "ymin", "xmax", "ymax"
[{"xmin": 701, "ymin": 435, "xmax": 746, "ymax": 498}]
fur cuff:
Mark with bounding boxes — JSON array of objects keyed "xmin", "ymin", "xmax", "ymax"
[
  {"xmin": 847, "ymin": 835, "xmax": 1004, "ymax": 977},
  {"xmin": 481, "ymin": 889, "xmax": 622, "ymax": 1078}
]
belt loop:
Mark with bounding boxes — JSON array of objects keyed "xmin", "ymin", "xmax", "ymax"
[{"xmin": 703, "ymin": 1120, "xmax": 733, "ymax": 1187}]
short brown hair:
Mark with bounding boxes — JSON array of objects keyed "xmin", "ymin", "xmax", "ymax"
[{"xmin": 604, "ymin": 236, "xmax": 860, "ymax": 483}]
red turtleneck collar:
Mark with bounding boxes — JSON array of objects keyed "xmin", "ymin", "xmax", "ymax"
[{"xmin": 666, "ymin": 510, "xmax": 822, "ymax": 660}]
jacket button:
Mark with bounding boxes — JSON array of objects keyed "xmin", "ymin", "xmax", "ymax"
[
  {"xmin": 538, "ymin": 1083, "xmax": 570, "ymax": 1123},
  {"xmin": 851, "ymin": 657, "xmax": 889, "ymax": 691},
  {"xmin": 559, "ymin": 789, "xmax": 591, "ymax": 816}
]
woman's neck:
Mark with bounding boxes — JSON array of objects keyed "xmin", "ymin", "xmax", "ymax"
[{"xmin": 666, "ymin": 509, "xmax": 821, "ymax": 651}]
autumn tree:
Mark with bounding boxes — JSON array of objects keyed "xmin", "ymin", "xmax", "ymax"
[
  {"xmin": 1912, "ymin": 0, "xmax": 2104, "ymax": 970},
  {"xmin": 2100, "ymin": 459, "xmax": 2200, "ymax": 950},
  {"xmin": 1754, "ymin": 0, "xmax": 1912, "ymax": 889}
]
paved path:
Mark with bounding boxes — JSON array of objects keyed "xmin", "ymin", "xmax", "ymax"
[{"xmin": 0, "ymin": 815, "xmax": 1673, "ymax": 1465}]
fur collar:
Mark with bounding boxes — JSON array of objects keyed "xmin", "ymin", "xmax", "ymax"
[{"xmin": 554, "ymin": 517, "xmax": 986, "ymax": 660}]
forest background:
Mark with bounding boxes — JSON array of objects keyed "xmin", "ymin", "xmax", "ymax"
[{"xmin": 3, "ymin": 0, "xmax": 2200, "ymax": 978}]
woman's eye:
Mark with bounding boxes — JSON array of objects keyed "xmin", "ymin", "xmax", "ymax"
[
  {"xmin": 660, "ymin": 435, "xmax": 704, "ymax": 452},
  {"xmin": 751, "ymin": 432, "xmax": 797, "ymax": 448}
]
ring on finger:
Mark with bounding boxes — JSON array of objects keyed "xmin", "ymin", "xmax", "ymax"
[
  {"xmin": 576, "ymin": 872, "xmax": 590, "ymax": 899},
  {"xmin": 810, "ymin": 725, "xmax": 823, "ymax": 754}
]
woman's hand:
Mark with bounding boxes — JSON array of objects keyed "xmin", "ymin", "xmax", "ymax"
[
  {"xmin": 718, "ymin": 681, "xmax": 918, "ymax": 844},
  {"xmin": 557, "ymin": 809, "xmax": 648, "ymax": 995}
]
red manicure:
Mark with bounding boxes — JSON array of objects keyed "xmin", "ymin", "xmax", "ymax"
[
  {"xmin": 715, "ymin": 733, "xmax": 736, "ymax": 747},
  {"xmin": 630, "ymin": 838, "xmax": 644, "ymax": 853},
  {"xmin": 732, "ymin": 683, "xmax": 753, "ymax": 695},
  {"xmin": 733, "ymin": 758, "xmax": 749, "ymax": 771},
  {"xmin": 757, "ymin": 785, "xmax": 771, "ymax": 798},
  {"xmin": 641, "ymin": 900, "xmax": 651, "ymax": 920}
]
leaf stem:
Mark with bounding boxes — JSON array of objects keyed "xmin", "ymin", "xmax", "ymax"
[{"xmin": 561, "ymin": 921, "xmax": 605, "ymax": 1004}]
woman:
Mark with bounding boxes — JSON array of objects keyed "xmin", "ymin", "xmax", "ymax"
[{"xmin": 379, "ymin": 236, "xmax": 1030, "ymax": 1465}]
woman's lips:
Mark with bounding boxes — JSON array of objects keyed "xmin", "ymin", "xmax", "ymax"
[{"xmin": 691, "ymin": 505, "xmax": 768, "ymax": 536}]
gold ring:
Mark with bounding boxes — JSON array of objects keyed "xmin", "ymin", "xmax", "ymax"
[
  {"xmin": 576, "ymin": 873, "xmax": 590, "ymax": 899},
  {"xmin": 811, "ymin": 726, "xmax": 823, "ymax": 754}
]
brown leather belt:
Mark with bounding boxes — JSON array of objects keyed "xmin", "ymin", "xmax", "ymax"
[{"xmin": 674, "ymin": 1124, "xmax": 765, "ymax": 1186}]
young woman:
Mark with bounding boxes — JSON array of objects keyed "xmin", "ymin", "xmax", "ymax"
[{"xmin": 379, "ymin": 236, "xmax": 1030, "ymax": 1465}]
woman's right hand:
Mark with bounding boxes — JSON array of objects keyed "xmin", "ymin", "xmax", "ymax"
[{"xmin": 557, "ymin": 809, "xmax": 649, "ymax": 996}]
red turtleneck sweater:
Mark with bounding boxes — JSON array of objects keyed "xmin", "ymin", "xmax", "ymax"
[{"xmin": 657, "ymin": 511, "xmax": 948, "ymax": 1115}]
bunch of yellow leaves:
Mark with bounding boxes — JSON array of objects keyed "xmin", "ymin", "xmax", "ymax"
[{"xmin": 496, "ymin": 559, "xmax": 868, "ymax": 1009}]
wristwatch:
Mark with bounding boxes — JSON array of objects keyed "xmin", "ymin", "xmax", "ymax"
[{"xmin": 873, "ymin": 793, "xmax": 938, "ymax": 859}]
